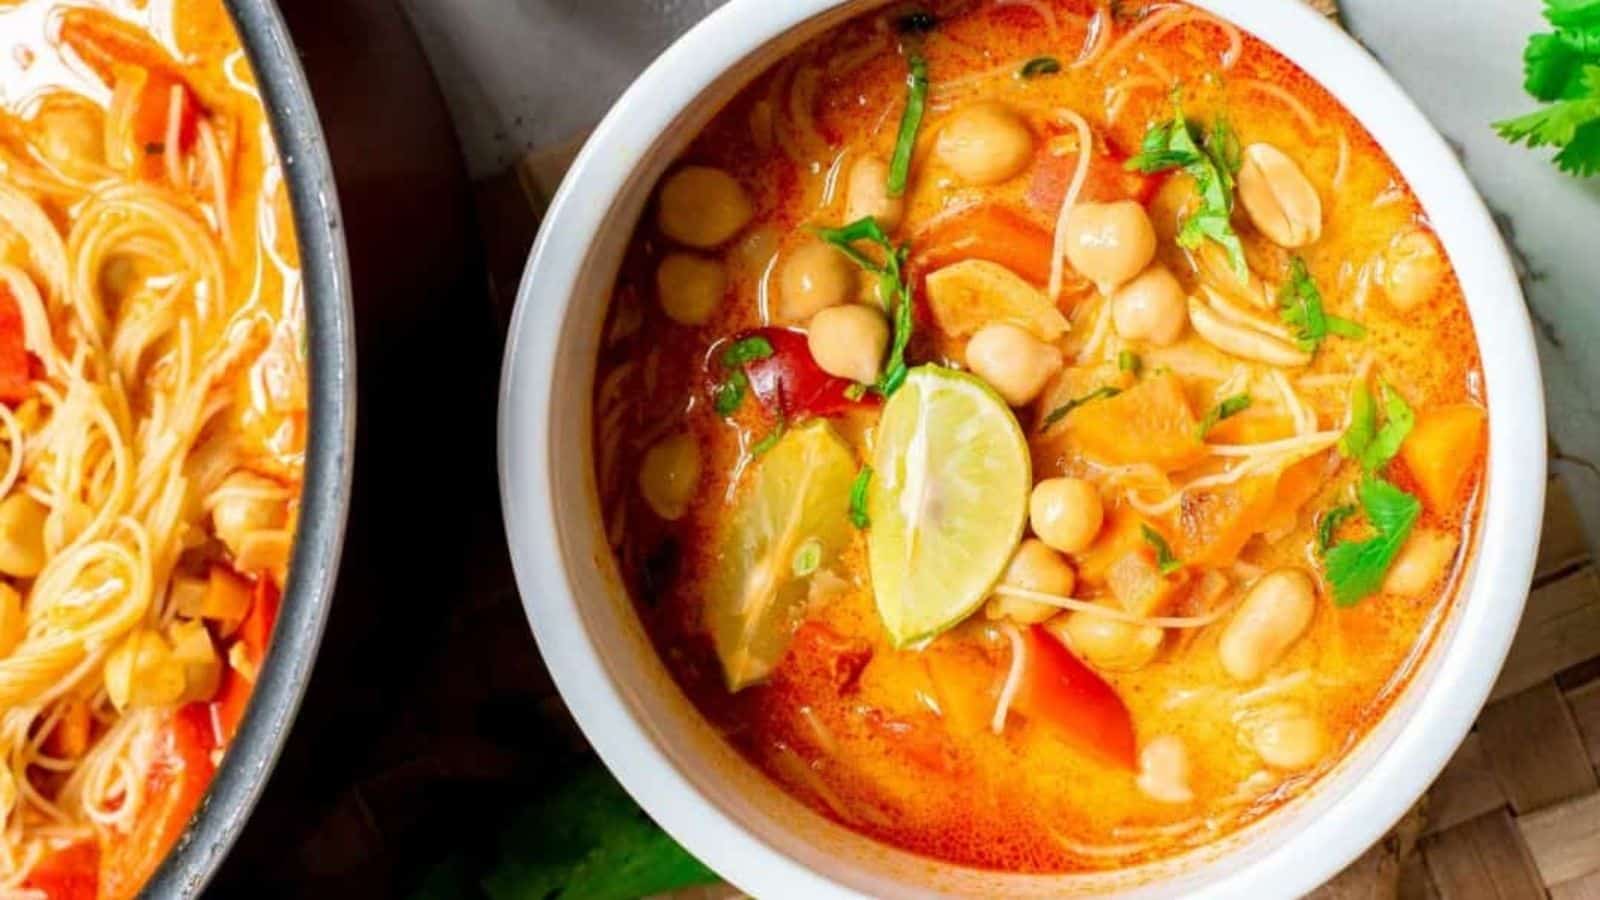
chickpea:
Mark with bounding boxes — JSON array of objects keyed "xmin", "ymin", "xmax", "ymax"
[
  {"xmin": 1112, "ymin": 265, "xmax": 1188, "ymax": 346},
  {"xmin": 1237, "ymin": 143, "xmax": 1322, "ymax": 249},
  {"xmin": 1218, "ymin": 569, "xmax": 1316, "ymax": 682},
  {"xmin": 1382, "ymin": 529, "xmax": 1459, "ymax": 596},
  {"xmin": 638, "ymin": 432, "xmax": 701, "ymax": 521},
  {"xmin": 212, "ymin": 472, "xmax": 287, "ymax": 560},
  {"xmin": 778, "ymin": 239, "xmax": 856, "ymax": 323},
  {"xmin": 935, "ymin": 102, "xmax": 1035, "ymax": 186},
  {"xmin": 844, "ymin": 155, "xmax": 905, "ymax": 230},
  {"xmin": 1065, "ymin": 201, "xmax": 1157, "ymax": 293},
  {"xmin": 0, "ymin": 493, "xmax": 48, "ymax": 577},
  {"xmin": 33, "ymin": 96, "xmax": 104, "ymax": 168},
  {"xmin": 985, "ymin": 539, "xmax": 1075, "ymax": 624},
  {"xmin": 807, "ymin": 304, "xmax": 888, "ymax": 385},
  {"xmin": 1250, "ymin": 705, "xmax": 1325, "ymax": 771},
  {"xmin": 1383, "ymin": 228, "xmax": 1445, "ymax": 311},
  {"xmin": 964, "ymin": 323, "xmax": 1063, "ymax": 407},
  {"xmin": 655, "ymin": 253, "xmax": 726, "ymax": 326},
  {"xmin": 1029, "ymin": 478, "xmax": 1104, "ymax": 554},
  {"xmin": 1136, "ymin": 736, "xmax": 1194, "ymax": 804},
  {"xmin": 657, "ymin": 166, "xmax": 753, "ymax": 248},
  {"xmin": 1056, "ymin": 610, "xmax": 1164, "ymax": 671}
]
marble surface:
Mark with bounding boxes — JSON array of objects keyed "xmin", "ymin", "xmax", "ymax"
[{"xmin": 398, "ymin": 0, "xmax": 1600, "ymax": 546}]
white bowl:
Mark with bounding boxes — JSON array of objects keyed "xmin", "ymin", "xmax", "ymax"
[{"xmin": 498, "ymin": 1, "xmax": 1547, "ymax": 895}]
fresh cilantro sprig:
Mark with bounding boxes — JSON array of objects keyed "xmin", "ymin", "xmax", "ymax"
[
  {"xmin": 849, "ymin": 465, "xmax": 873, "ymax": 529},
  {"xmin": 712, "ymin": 336, "xmax": 775, "ymax": 416},
  {"xmin": 1141, "ymin": 524, "xmax": 1183, "ymax": 575},
  {"xmin": 1118, "ymin": 350, "xmax": 1142, "ymax": 375},
  {"xmin": 1322, "ymin": 380, "xmax": 1421, "ymax": 605},
  {"xmin": 1324, "ymin": 477, "xmax": 1421, "ymax": 606},
  {"xmin": 813, "ymin": 217, "xmax": 915, "ymax": 395},
  {"xmin": 1494, "ymin": 1, "xmax": 1600, "ymax": 176},
  {"xmin": 1127, "ymin": 97, "xmax": 1247, "ymax": 276},
  {"xmin": 1197, "ymin": 393, "xmax": 1252, "ymax": 439},
  {"xmin": 1316, "ymin": 502, "xmax": 1357, "ymax": 555},
  {"xmin": 1280, "ymin": 257, "xmax": 1366, "ymax": 353},
  {"xmin": 1041, "ymin": 385, "xmax": 1122, "ymax": 430}
]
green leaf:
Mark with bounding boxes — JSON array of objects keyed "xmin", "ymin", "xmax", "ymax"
[
  {"xmin": 1316, "ymin": 503, "xmax": 1358, "ymax": 555},
  {"xmin": 750, "ymin": 417, "xmax": 787, "ymax": 457},
  {"xmin": 1042, "ymin": 385, "xmax": 1122, "ymax": 430},
  {"xmin": 1141, "ymin": 524, "xmax": 1183, "ymax": 575},
  {"xmin": 792, "ymin": 538, "xmax": 823, "ymax": 576},
  {"xmin": 1279, "ymin": 256, "xmax": 1364, "ymax": 353},
  {"xmin": 1019, "ymin": 56, "xmax": 1062, "ymax": 78},
  {"xmin": 721, "ymin": 335, "xmax": 775, "ymax": 367},
  {"xmin": 1118, "ymin": 350, "xmax": 1142, "ymax": 374},
  {"xmin": 849, "ymin": 465, "xmax": 873, "ymax": 529},
  {"xmin": 1197, "ymin": 393, "xmax": 1252, "ymax": 438},
  {"xmin": 813, "ymin": 218, "xmax": 916, "ymax": 396},
  {"xmin": 480, "ymin": 765, "xmax": 718, "ymax": 900},
  {"xmin": 1339, "ymin": 379, "xmax": 1414, "ymax": 474},
  {"xmin": 713, "ymin": 370, "xmax": 748, "ymax": 417},
  {"xmin": 1323, "ymin": 477, "xmax": 1421, "ymax": 606},
  {"xmin": 887, "ymin": 54, "xmax": 929, "ymax": 197}
]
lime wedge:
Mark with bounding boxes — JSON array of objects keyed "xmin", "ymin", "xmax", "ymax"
[
  {"xmin": 868, "ymin": 367, "xmax": 1031, "ymax": 646},
  {"xmin": 707, "ymin": 421, "xmax": 858, "ymax": 690}
]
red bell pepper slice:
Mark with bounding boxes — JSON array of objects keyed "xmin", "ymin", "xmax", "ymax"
[
  {"xmin": 0, "ymin": 285, "xmax": 32, "ymax": 404},
  {"xmin": 724, "ymin": 327, "xmax": 869, "ymax": 420},
  {"xmin": 1011, "ymin": 625, "xmax": 1138, "ymax": 770}
]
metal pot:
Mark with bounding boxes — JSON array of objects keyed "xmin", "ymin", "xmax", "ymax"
[{"xmin": 143, "ymin": 1, "xmax": 357, "ymax": 895}]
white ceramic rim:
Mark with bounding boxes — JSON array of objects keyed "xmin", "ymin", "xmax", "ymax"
[{"xmin": 498, "ymin": 1, "xmax": 1547, "ymax": 896}]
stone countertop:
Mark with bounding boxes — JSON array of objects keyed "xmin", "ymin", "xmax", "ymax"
[{"xmin": 400, "ymin": 0, "xmax": 1600, "ymax": 556}]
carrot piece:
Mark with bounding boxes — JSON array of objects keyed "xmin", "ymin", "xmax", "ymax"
[
  {"xmin": 23, "ymin": 841, "xmax": 99, "ymax": 900},
  {"xmin": 58, "ymin": 8, "xmax": 184, "ymax": 84},
  {"xmin": 923, "ymin": 649, "xmax": 996, "ymax": 738},
  {"xmin": 1176, "ymin": 474, "xmax": 1281, "ymax": 567},
  {"xmin": 1073, "ymin": 503, "xmax": 1146, "ymax": 587},
  {"xmin": 1259, "ymin": 451, "xmax": 1329, "ymax": 536},
  {"xmin": 238, "ymin": 575, "xmax": 280, "ymax": 667},
  {"xmin": 1011, "ymin": 626, "xmax": 1137, "ymax": 770},
  {"xmin": 0, "ymin": 285, "xmax": 31, "ymax": 404},
  {"xmin": 1065, "ymin": 372, "xmax": 1206, "ymax": 471},
  {"xmin": 912, "ymin": 204, "xmax": 1055, "ymax": 287},
  {"xmin": 211, "ymin": 573, "xmax": 281, "ymax": 740},
  {"xmin": 1399, "ymin": 404, "xmax": 1487, "ymax": 512}
]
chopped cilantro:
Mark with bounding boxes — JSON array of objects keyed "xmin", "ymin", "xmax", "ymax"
[
  {"xmin": 1316, "ymin": 503, "xmax": 1358, "ymax": 555},
  {"xmin": 1118, "ymin": 350, "xmax": 1142, "ymax": 374},
  {"xmin": 1338, "ymin": 379, "xmax": 1415, "ymax": 474},
  {"xmin": 1141, "ymin": 524, "xmax": 1183, "ymax": 575},
  {"xmin": 1127, "ymin": 97, "xmax": 1247, "ymax": 276},
  {"xmin": 1279, "ymin": 256, "xmax": 1366, "ymax": 353},
  {"xmin": 813, "ymin": 217, "xmax": 915, "ymax": 395},
  {"xmin": 750, "ymin": 416, "xmax": 786, "ymax": 456},
  {"xmin": 849, "ymin": 465, "xmax": 873, "ymax": 529},
  {"xmin": 711, "ymin": 335, "xmax": 775, "ymax": 417},
  {"xmin": 1324, "ymin": 477, "xmax": 1422, "ymax": 606},
  {"xmin": 888, "ymin": 54, "xmax": 929, "ymax": 197},
  {"xmin": 1041, "ymin": 386, "xmax": 1122, "ymax": 430},
  {"xmin": 1197, "ymin": 393, "xmax": 1252, "ymax": 439}
]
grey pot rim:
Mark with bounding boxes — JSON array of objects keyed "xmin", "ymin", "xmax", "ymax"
[{"xmin": 143, "ymin": 1, "xmax": 356, "ymax": 896}]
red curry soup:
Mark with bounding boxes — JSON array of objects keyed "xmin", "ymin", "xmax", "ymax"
[
  {"xmin": 0, "ymin": 0, "xmax": 306, "ymax": 895},
  {"xmin": 596, "ymin": 0, "xmax": 1486, "ymax": 873}
]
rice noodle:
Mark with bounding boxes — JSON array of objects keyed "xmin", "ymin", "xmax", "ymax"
[
  {"xmin": 1046, "ymin": 109, "xmax": 1095, "ymax": 302},
  {"xmin": 1232, "ymin": 79, "xmax": 1321, "ymax": 134},
  {"xmin": 1072, "ymin": 3, "xmax": 1113, "ymax": 69},
  {"xmin": 990, "ymin": 586, "xmax": 1241, "ymax": 629},
  {"xmin": 990, "ymin": 623, "xmax": 1026, "ymax": 734}
]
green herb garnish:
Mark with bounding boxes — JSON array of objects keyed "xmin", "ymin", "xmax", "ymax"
[
  {"xmin": 814, "ymin": 217, "xmax": 915, "ymax": 395},
  {"xmin": 1279, "ymin": 257, "xmax": 1366, "ymax": 353},
  {"xmin": 792, "ymin": 538, "xmax": 823, "ymax": 577},
  {"xmin": 711, "ymin": 335, "xmax": 775, "ymax": 416},
  {"xmin": 849, "ymin": 465, "xmax": 873, "ymax": 529},
  {"xmin": 1141, "ymin": 524, "xmax": 1183, "ymax": 575},
  {"xmin": 1338, "ymin": 379, "xmax": 1414, "ymax": 474},
  {"xmin": 750, "ymin": 415, "xmax": 786, "ymax": 456},
  {"xmin": 888, "ymin": 54, "xmax": 929, "ymax": 197},
  {"xmin": 1494, "ymin": 2, "xmax": 1600, "ymax": 176},
  {"xmin": 1126, "ymin": 97, "xmax": 1247, "ymax": 276},
  {"xmin": 844, "ymin": 382, "xmax": 868, "ymax": 402},
  {"xmin": 1316, "ymin": 503, "xmax": 1358, "ymax": 555},
  {"xmin": 1197, "ymin": 393, "xmax": 1252, "ymax": 438},
  {"xmin": 1118, "ymin": 350, "xmax": 1142, "ymax": 375},
  {"xmin": 1324, "ymin": 477, "xmax": 1421, "ymax": 606},
  {"xmin": 1019, "ymin": 56, "xmax": 1062, "ymax": 79},
  {"xmin": 1041, "ymin": 386, "xmax": 1122, "ymax": 430}
]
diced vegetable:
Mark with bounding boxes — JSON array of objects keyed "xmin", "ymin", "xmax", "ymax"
[
  {"xmin": 735, "ymin": 328, "xmax": 864, "ymax": 419},
  {"xmin": 1026, "ymin": 140, "xmax": 1161, "ymax": 213},
  {"xmin": 913, "ymin": 204, "xmax": 1055, "ymax": 287},
  {"xmin": 924, "ymin": 259, "xmax": 1069, "ymax": 340},
  {"xmin": 1012, "ymin": 626, "xmax": 1137, "ymax": 770},
  {"xmin": 1074, "ymin": 504, "xmax": 1146, "ymax": 587},
  {"xmin": 22, "ymin": 842, "xmax": 98, "ymax": 900},
  {"xmin": 0, "ymin": 285, "xmax": 31, "ymax": 404},
  {"xmin": 1107, "ymin": 547, "xmax": 1187, "ymax": 616},
  {"xmin": 1399, "ymin": 404, "xmax": 1487, "ymax": 511},
  {"xmin": 1177, "ymin": 474, "xmax": 1280, "ymax": 568},
  {"xmin": 1324, "ymin": 476, "xmax": 1422, "ymax": 606},
  {"xmin": 1064, "ymin": 371, "xmax": 1206, "ymax": 471}
]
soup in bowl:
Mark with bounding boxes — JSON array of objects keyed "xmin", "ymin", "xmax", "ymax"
[{"xmin": 500, "ymin": 0, "xmax": 1544, "ymax": 895}]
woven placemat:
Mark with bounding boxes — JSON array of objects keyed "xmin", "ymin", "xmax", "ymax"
[{"xmin": 478, "ymin": 2, "xmax": 1600, "ymax": 895}]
